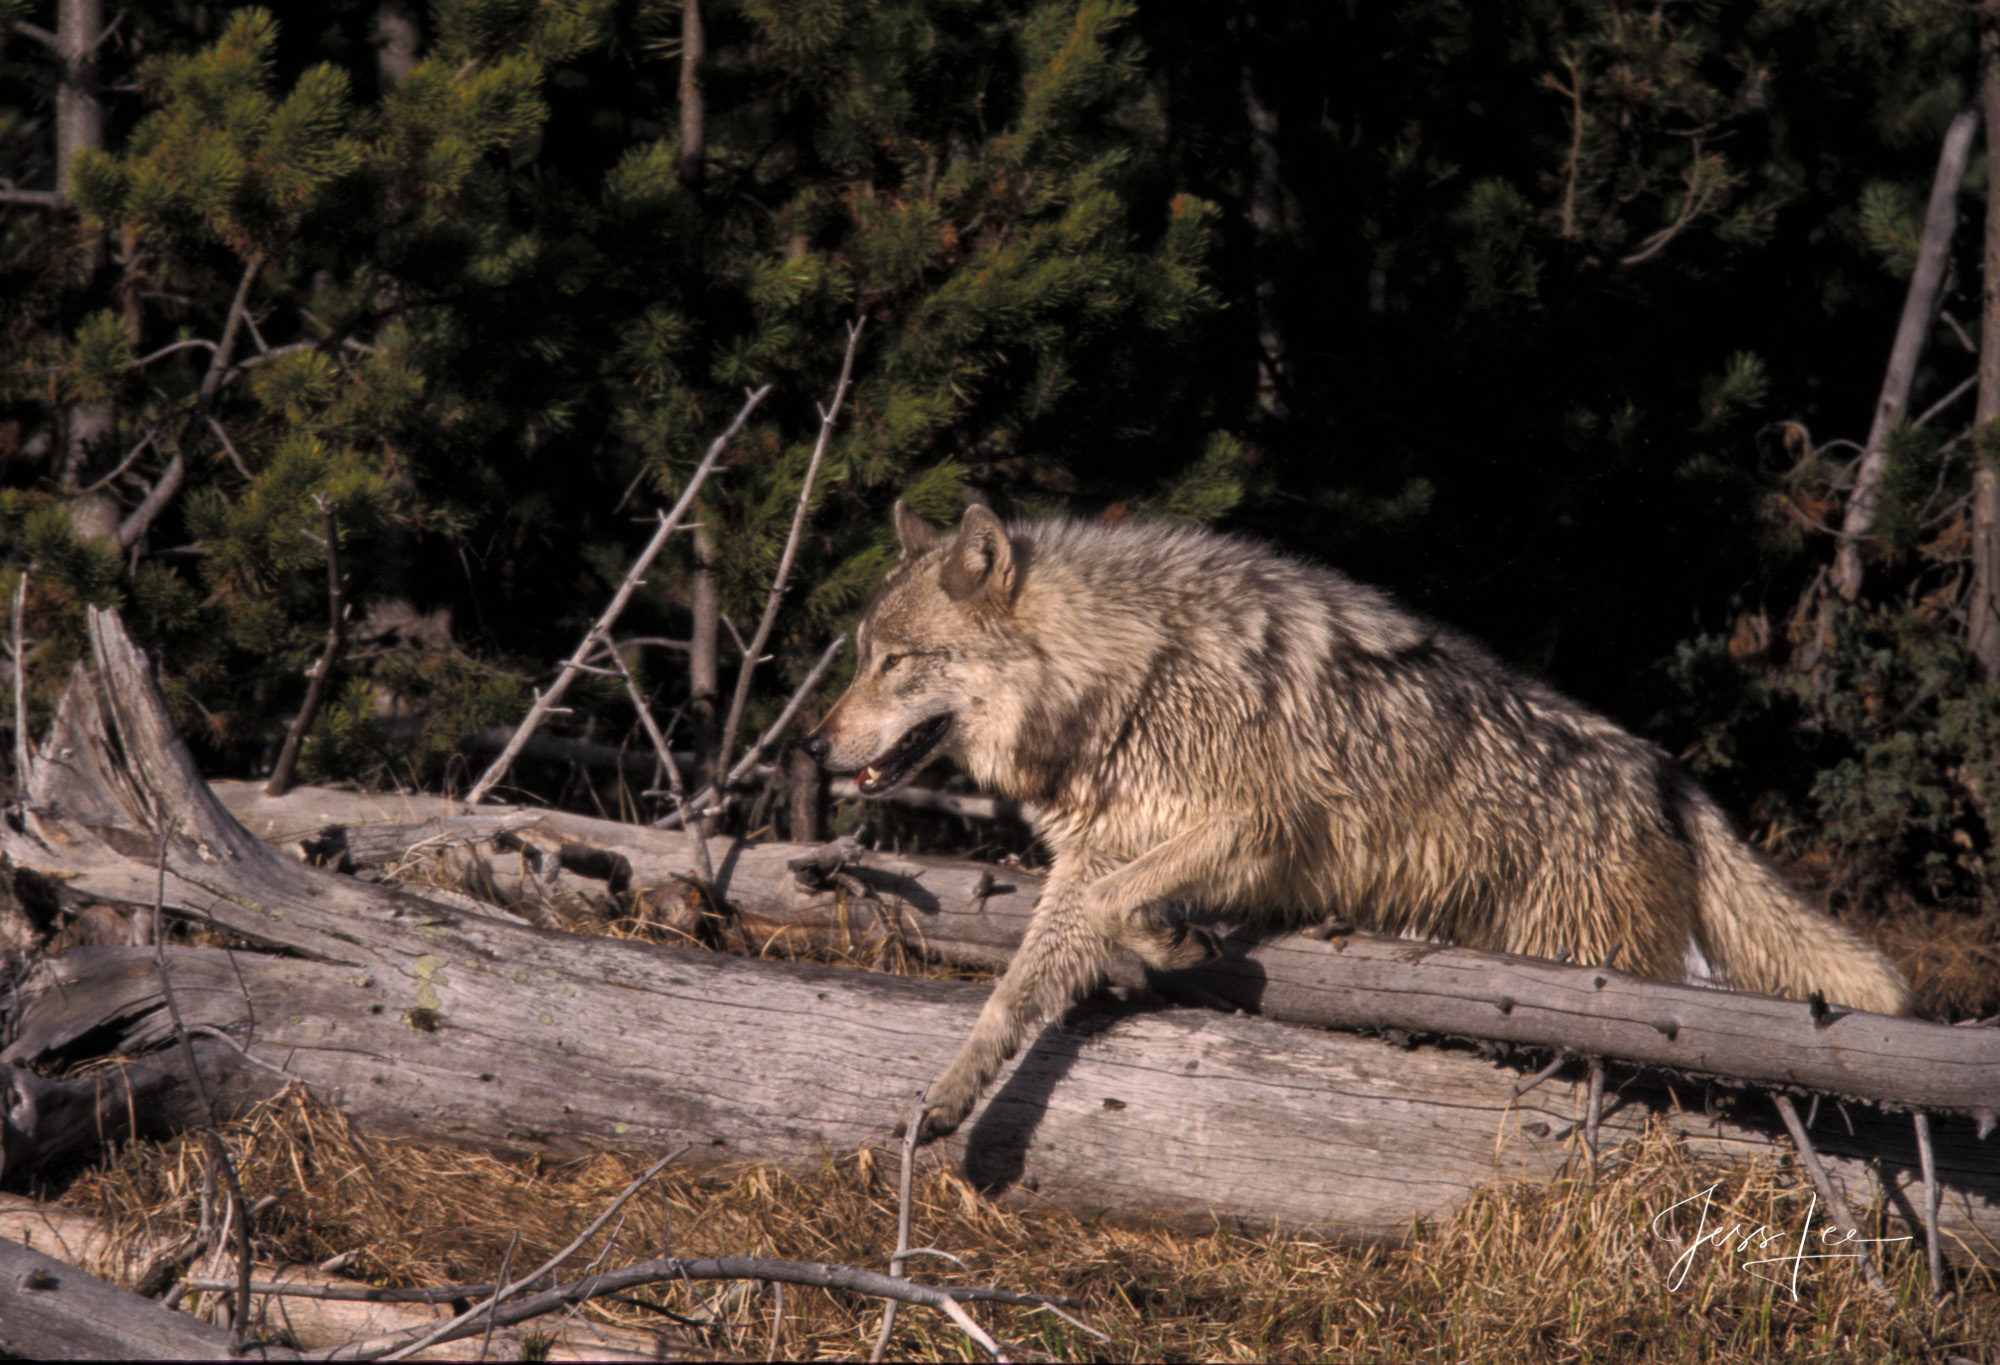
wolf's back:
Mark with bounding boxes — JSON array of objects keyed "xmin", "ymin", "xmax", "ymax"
[{"xmin": 1676, "ymin": 786, "xmax": 1912, "ymax": 1015}]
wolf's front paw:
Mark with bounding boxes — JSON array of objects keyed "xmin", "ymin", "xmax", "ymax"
[{"xmin": 905, "ymin": 1073, "xmax": 980, "ymax": 1144}]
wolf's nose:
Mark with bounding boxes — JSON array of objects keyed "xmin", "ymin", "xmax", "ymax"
[{"xmin": 803, "ymin": 735, "xmax": 829, "ymax": 765}]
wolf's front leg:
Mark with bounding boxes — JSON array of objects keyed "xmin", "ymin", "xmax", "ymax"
[{"xmin": 917, "ymin": 853, "xmax": 1114, "ymax": 1142}]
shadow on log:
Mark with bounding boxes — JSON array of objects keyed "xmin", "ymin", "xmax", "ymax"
[{"xmin": 3, "ymin": 609, "xmax": 1998, "ymax": 1263}]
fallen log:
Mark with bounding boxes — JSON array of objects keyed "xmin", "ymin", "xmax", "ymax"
[
  {"xmin": 208, "ymin": 787, "xmax": 2000, "ymax": 1122},
  {"xmin": 0, "ymin": 1194, "xmax": 673, "ymax": 1361},
  {"xmin": 0, "ymin": 1232, "xmax": 300, "ymax": 1361},
  {"xmin": 4, "ymin": 610, "xmax": 1998, "ymax": 1260}
]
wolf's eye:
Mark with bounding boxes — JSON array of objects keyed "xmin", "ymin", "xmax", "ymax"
[{"xmin": 880, "ymin": 653, "xmax": 906, "ymax": 674}]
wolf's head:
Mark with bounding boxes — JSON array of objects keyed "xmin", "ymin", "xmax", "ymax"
[{"xmin": 804, "ymin": 502, "xmax": 1026, "ymax": 796}]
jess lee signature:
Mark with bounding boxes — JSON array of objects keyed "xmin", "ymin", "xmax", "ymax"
[{"xmin": 1651, "ymin": 1184, "xmax": 1911, "ymax": 1297}]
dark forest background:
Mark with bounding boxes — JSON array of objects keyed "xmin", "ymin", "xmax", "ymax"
[{"xmin": 4, "ymin": 0, "xmax": 1999, "ymax": 954}]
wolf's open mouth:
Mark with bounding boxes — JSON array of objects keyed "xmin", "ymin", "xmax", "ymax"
[{"xmin": 856, "ymin": 714, "xmax": 953, "ymax": 796}]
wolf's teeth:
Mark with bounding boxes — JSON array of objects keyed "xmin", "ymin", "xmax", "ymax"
[{"xmin": 859, "ymin": 765, "xmax": 880, "ymax": 787}]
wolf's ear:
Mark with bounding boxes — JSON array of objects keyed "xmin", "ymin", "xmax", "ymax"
[
  {"xmin": 939, "ymin": 504, "xmax": 1017, "ymax": 610},
  {"xmin": 892, "ymin": 500, "xmax": 944, "ymax": 560}
]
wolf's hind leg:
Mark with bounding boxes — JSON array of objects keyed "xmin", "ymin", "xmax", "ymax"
[{"xmin": 919, "ymin": 855, "xmax": 1115, "ymax": 1141}]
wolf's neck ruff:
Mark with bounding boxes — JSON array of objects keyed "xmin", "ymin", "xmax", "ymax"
[{"xmin": 807, "ymin": 502, "xmax": 1913, "ymax": 1143}]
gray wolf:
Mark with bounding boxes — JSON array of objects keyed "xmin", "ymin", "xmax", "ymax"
[{"xmin": 805, "ymin": 504, "xmax": 1914, "ymax": 1140}]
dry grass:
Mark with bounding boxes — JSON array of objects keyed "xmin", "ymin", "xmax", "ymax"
[{"xmin": 54, "ymin": 1088, "xmax": 1998, "ymax": 1363}]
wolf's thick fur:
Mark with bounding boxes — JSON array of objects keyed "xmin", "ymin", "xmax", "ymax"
[{"xmin": 808, "ymin": 504, "xmax": 1913, "ymax": 1140}]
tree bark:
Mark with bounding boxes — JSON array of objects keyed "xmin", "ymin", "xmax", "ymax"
[
  {"xmin": 1972, "ymin": 22, "xmax": 2000, "ymax": 675},
  {"xmin": 3, "ymin": 610, "xmax": 1996, "ymax": 1259},
  {"xmin": 0, "ymin": 1234, "xmax": 300, "ymax": 1361},
  {"xmin": 688, "ymin": 524, "xmax": 721, "ymax": 789},
  {"xmin": 1829, "ymin": 105, "xmax": 1979, "ymax": 605},
  {"xmin": 1239, "ymin": 13, "xmax": 1290, "ymax": 420},
  {"xmin": 677, "ymin": 0, "xmax": 706, "ymax": 188}
]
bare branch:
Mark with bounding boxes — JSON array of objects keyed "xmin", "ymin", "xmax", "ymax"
[
  {"xmin": 602, "ymin": 638, "xmax": 713, "ymax": 883},
  {"xmin": 265, "ymin": 497, "xmax": 347, "ymax": 797},
  {"xmin": 12, "ymin": 21, "xmax": 58, "ymax": 50},
  {"xmin": 1915, "ymin": 372, "xmax": 1978, "ymax": 429},
  {"xmin": 1831, "ymin": 105, "xmax": 1980, "ymax": 601},
  {"xmin": 465, "ymin": 384, "xmax": 771, "ymax": 805},
  {"xmin": 653, "ymin": 635, "xmax": 847, "ymax": 830},
  {"xmin": 375, "ymin": 1146, "xmax": 689, "ymax": 1362},
  {"xmin": 714, "ymin": 319, "xmax": 864, "ymax": 783},
  {"xmin": 118, "ymin": 256, "xmax": 266, "ymax": 551},
  {"xmin": 870, "ymin": 1095, "xmax": 926, "ymax": 1361},
  {"xmin": 198, "ymin": 1129, "xmax": 253, "ymax": 1354},
  {"xmin": 724, "ymin": 634, "xmax": 846, "ymax": 789},
  {"xmin": 311, "ymin": 1254, "xmax": 1068, "ymax": 1363},
  {"xmin": 131, "ymin": 338, "xmax": 219, "ymax": 367},
  {"xmin": 1771, "ymin": 1093, "xmax": 1896, "ymax": 1304},
  {"xmin": 207, "ymin": 416, "xmax": 251, "ymax": 479},
  {"xmin": 114, "ymin": 450, "xmax": 183, "ymax": 550},
  {"xmin": 0, "ymin": 187, "xmax": 63, "ymax": 207},
  {"xmin": 75, "ymin": 425, "xmax": 156, "ymax": 494},
  {"xmin": 10, "ymin": 574, "xmax": 28, "ymax": 788},
  {"xmin": 1915, "ymin": 1110, "xmax": 1943, "ymax": 1296}
]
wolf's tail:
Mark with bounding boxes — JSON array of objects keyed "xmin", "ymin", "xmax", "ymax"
[{"xmin": 1677, "ymin": 787, "xmax": 1912, "ymax": 1016}]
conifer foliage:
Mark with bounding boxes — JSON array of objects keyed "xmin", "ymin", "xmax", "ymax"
[{"xmin": 1, "ymin": 0, "xmax": 1232, "ymax": 805}]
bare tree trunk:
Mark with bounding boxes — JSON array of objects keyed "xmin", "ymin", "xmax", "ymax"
[
  {"xmin": 677, "ymin": 0, "xmax": 705, "ymax": 187},
  {"xmin": 371, "ymin": 0, "xmax": 419, "ymax": 91},
  {"xmin": 786, "ymin": 744, "xmax": 822, "ymax": 842},
  {"xmin": 1972, "ymin": 22, "xmax": 2000, "ymax": 676},
  {"xmin": 1239, "ymin": 22, "xmax": 1289, "ymax": 419},
  {"xmin": 53, "ymin": 0, "xmax": 102, "ymax": 201},
  {"xmin": 1829, "ymin": 105, "xmax": 1979, "ymax": 605},
  {"xmin": 49, "ymin": 0, "xmax": 118, "ymax": 541},
  {"xmin": 688, "ymin": 524, "xmax": 722, "ymax": 790}
]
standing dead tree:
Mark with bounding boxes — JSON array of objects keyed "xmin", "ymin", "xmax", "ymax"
[{"xmin": 1828, "ymin": 105, "xmax": 1980, "ymax": 606}]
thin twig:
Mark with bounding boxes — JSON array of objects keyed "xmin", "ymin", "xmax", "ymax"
[
  {"xmin": 466, "ymin": 385, "xmax": 770, "ymax": 804},
  {"xmin": 1771, "ymin": 1093, "xmax": 1895, "ymax": 1303},
  {"xmin": 725, "ymin": 634, "xmax": 847, "ymax": 790},
  {"xmin": 266, "ymin": 496, "xmax": 346, "ymax": 796},
  {"xmin": 764, "ymin": 1280, "xmax": 784, "ymax": 1363},
  {"xmin": 600, "ymin": 640, "xmax": 713, "ymax": 883},
  {"xmin": 118, "ymin": 253, "xmax": 265, "ymax": 551},
  {"xmin": 75, "ymin": 425, "xmax": 158, "ymax": 494},
  {"xmin": 10, "ymin": 573, "xmax": 28, "ymax": 794},
  {"xmin": 1512, "ymin": 1050, "xmax": 1571, "ymax": 1098},
  {"xmin": 1583, "ymin": 1058, "xmax": 1605, "ymax": 1172},
  {"xmin": 654, "ymin": 635, "xmax": 848, "ymax": 830},
  {"xmin": 871, "ymin": 1095, "xmax": 927, "ymax": 1361},
  {"xmin": 1914, "ymin": 1110, "xmax": 1943, "ymax": 1296},
  {"xmin": 714, "ymin": 319, "xmax": 864, "ymax": 785},
  {"xmin": 1914, "ymin": 373, "xmax": 1978, "ymax": 430},
  {"xmin": 480, "ymin": 1233, "xmax": 516, "ymax": 1363},
  {"xmin": 130, "ymin": 337, "xmax": 220, "ymax": 368},
  {"xmin": 377, "ymin": 1145, "xmax": 690, "ymax": 1361},
  {"xmin": 308, "ymin": 1255, "xmax": 1068, "ymax": 1362},
  {"xmin": 200, "ymin": 1129, "xmax": 253, "ymax": 1354},
  {"xmin": 207, "ymin": 416, "xmax": 253, "ymax": 479}
]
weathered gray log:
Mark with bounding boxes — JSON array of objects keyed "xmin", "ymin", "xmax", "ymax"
[
  {"xmin": 4, "ymin": 609, "xmax": 1998, "ymax": 1259},
  {"xmin": 0, "ymin": 1194, "xmax": 670, "ymax": 1361},
  {"xmin": 11, "ymin": 940, "xmax": 2000, "ymax": 1261},
  {"xmin": 208, "ymin": 786, "xmax": 2000, "ymax": 1121},
  {"xmin": 0, "ymin": 1233, "xmax": 300, "ymax": 1360}
]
